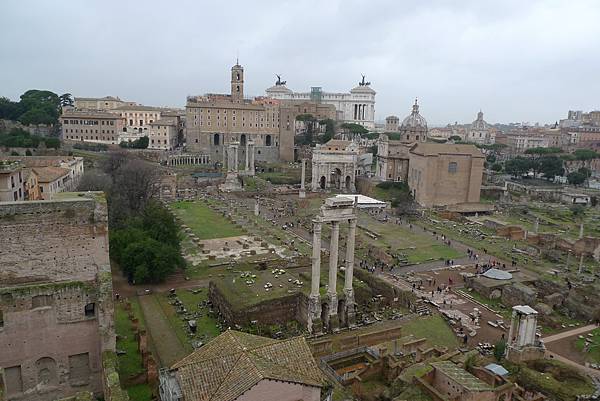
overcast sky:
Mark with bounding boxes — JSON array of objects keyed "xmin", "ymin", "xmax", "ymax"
[{"xmin": 1, "ymin": 0, "xmax": 599, "ymax": 125}]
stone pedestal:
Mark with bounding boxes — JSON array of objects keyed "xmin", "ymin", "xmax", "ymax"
[{"xmin": 307, "ymin": 294, "xmax": 323, "ymax": 335}]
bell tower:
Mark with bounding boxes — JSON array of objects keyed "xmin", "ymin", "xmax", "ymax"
[{"xmin": 231, "ymin": 60, "xmax": 244, "ymax": 102}]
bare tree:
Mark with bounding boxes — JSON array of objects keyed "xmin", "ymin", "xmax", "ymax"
[
  {"xmin": 77, "ymin": 170, "xmax": 112, "ymax": 192},
  {"xmin": 111, "ymin": 158, "xmax": 159, "ymax": 217},
  {"xmin": 103, "ymin": 151, "xmax": 129, "ymax": 181}
]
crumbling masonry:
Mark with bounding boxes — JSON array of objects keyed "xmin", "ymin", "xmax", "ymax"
[{"xmin": 0, "ymin": 193, "xmax": 116, "ymax": 401}]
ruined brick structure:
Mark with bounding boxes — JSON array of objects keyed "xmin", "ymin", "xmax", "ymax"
[{"xmin": 0, "ymin": 193, "xmax": 115, "ymax": 401}]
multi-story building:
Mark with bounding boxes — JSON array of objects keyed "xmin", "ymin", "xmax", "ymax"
[
  {"xmin": 108, "ymin": 105, "xmax": 164, "ymax": 143},
  {"xmin": 148, "ymin": 117, "xmax": 179, "ymax": 150},
  {"xmin": 265, "ymin": 76, "xmax": 376, "ymax": 129},
  {"xmin": 0, "ymin": 192, "xmax": 115, "ymax": 401},
  {"xmin": 385, "ymin": 115, "xmax": 399, "ymax": 132},
  {"xmin": 2, "ymin": 156, "xmax": 85, "ymax": 200},
  {"xmin": 60, "ymin": 110, "xmax": 125, "ymax": 145},
  {"xmin": 467, "ymin": 111, "xmax": 496, "ymax": 145},
  {"xmin": 0, "ymin": 160, "xmax": 24, "ymax": 202},
  {"xmin": 407, "ymin": 143, "xmax": 484, "ymax": 207},
  {"xmin": 186, "ymin": 63, "xmax": 296, "ymax": 163},
  {"xmin": 73, "ymin": 96, "xmax": 136, "ymax": 111}
]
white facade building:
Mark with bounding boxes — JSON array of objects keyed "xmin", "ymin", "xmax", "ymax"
[
  {"xmin": 467, "ymin": 111, "xmax": 495, "ymax": 145},
  {"xmin": 266, "ymin": 76, "xmax": 376, "ymax": 129}
]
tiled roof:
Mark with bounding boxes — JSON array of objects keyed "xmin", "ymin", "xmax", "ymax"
[
  {"xmin": 32, "ymin": 166, "xmax": 70, "ymax": 182},
  {"xmin": 172, "ymin": 330, "xmax": 323, "ymax": 401},
  {"xmin": 410, "ymin": 142, "xmax": 484, "ymax": 157}
]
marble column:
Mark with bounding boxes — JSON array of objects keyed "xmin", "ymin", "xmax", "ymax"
[
  {"xmin": 249, "ymin": 142, "xmax": 255, "ymax": 175},
  {"xmin": 534, "ymin": 218, "xmax": 539, "ymax": 234},
  {"xmin": 580, "ymin": 222, "xmax": 584, "ymax": 239},
  {"xmin": 344, "ymin": 218, "xmax": 357, "ymax": 327},
  {"xmin": 308, "ymin": 220, "xmax": 323, "ymax": 334},
  {"xmin": 245, "ymin": 142, "xmax": 250, "ymax": 171},
  {"xmin": 328, "ymin": 221, "xmax": 340, "ymax": 331},
  {"xmin": 234, "ymin": 145, "xmax": 239, "ymax": 172},
  {"xmin": 299, "ymin": 159, "xmax": 306, "ymax": 198}
]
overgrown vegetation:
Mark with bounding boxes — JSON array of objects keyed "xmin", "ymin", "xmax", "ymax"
[
  {"xmin": 0, "ymin": 127, "xmax": 60, "ymax": 149},
  {"xmin": 120, "ymin": 136, "xmax": 149, "ymax": 149},
  {"xmin": 0, "ymin": 90, "xmax": 72, "ymax": 125}
]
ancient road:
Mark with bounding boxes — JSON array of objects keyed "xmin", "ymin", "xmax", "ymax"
[
  {"xmin": 138, "ymin": 294, "xmax": 189, "ymax": 367},
  {"xmin": 543, "ymin": 324, "xmax": 598, "ymax": 343}
]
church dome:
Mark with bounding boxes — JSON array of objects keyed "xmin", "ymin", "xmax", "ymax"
[
  {"xmin": 401, "ymin": 99, "xmax": 427, "ymax": 129},
  {"xmin": 471, "ymin": 111, "xmax": 489, "ymax": 130}
]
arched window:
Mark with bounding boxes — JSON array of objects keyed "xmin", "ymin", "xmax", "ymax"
[
  {"xmin": 84, "ymin": 303, "xmax": 95, "ymax": 317},
  {"xmin": 236, "ymin": 85, "xmax": 240, "ymax": 92},
  {"xmin": 214, "ymin": 133, "xmax": 220, "ymax": 145},
  {"xmin": 265, "ymin": 135, "xmax": 272, "ymax": 146},
  {"xmin": 236, "ymin": 73, "xmax": 240, "ymax": 80}
]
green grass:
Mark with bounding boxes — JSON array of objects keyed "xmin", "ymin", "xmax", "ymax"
[
  {"xmin": 357, "ymin": 212, "xmax": 463, "ymax": 264},
  {"xmin": 575, "ymin": 328, "xmax": 600, "ymax": 363},
  {"xmin": 171, "ymin": 201, "xmax": 244, "ymax": 239},
  {"xmin": 462, "ymin": 289, "xmax": 512, "ymax": 320},
  {"xmin": 509, "ymin": 359, "xmax": 595, "ymax": 401},
  {"xmin": 401, "ymin": 315, "xmax": 459, "ymax": 349},
  {"xmin": 154, "ymin": 289, "xmax": 221, "ymax": 353},
  {"xmin": 257, "ymin": 171, "xmax": 300, "ymax": 185},
  {"xmin": 396, "ymin": 386, "xmax": 433, "ymax": 401},
  {"xmin": 114, "ymin": 303, "xmax": 144, "ymax": 380},
  {"xmin": 126, "ymin": 383, "xmax": 152, "ymax": 401}
]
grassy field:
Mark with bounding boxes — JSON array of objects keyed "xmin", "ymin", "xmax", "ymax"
[
  {"xmin": 575, "ymin": 327, "xmax": 600, "ymax": 363},
  {"xmin": 357, "ymin": 213, "xmax": 463, "ymax": 264},
  {"xmin": 401, "ymin": 315, "xmax": 460, "ymax": 349},
  {"xmin": 171, "ymin": 201, "xmax": 244, "ymax": 239}
]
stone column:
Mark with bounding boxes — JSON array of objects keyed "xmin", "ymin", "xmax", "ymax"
[
  {"xmin": 234, "ymin": 145, "xmax": 239, "ymax": 172},
  {"xmin": 299, "ymin": 159, "xmax": 306, "ymax": 198},
  {"xmin": 507, "ymin": 309, "xmax": 517, "ymax": 350},
  {"xmin": 344, "ymin": 218, "xmax": 357, "ymax": 327},
  {"xmin": 579, "ymin": 222, "xmax": 584, "ymax": 239},
  {"xmin": 308, "ymin": 220, "xmax": 323, "ymax": 334},
  {"xmin": 254, "ymin": 197, "xmax": 259, "ymax": 216},
  {"xmin": 249, "ymin": 142, "xmax": 255, "ymax": 175},
  {"xmin": 579, "ymin": 253, "xmax": 585, "ymax": 275},
  {"xmin": 245, "ymin": 142, "xmax": 250, "ymax": 172},
  {"xmin": 328, "ymin": 220, "xmax": 340, "ymax": 332},
  {"xmin": 534, "ymin": 218, "xmax": 539, "ymax": 234}
]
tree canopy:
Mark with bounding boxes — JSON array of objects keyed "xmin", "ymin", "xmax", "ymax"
[
  {"xmin": 524, "ymin": 147, "xmax": 562, "ymax": 155},
  {"xmin": 0, "ymin": 127, "xmax": 60, "ymax": 149},
  {"xmin": 340, "ymin": 122, "xmax": 368, "ymax": 134},
  {"xmin": 120, "ymin": 136, "xmax": 149, "ymax": 149},
  {"xmin": 0, "ymin": 90, "xmax": 67, "ymax": 125}
]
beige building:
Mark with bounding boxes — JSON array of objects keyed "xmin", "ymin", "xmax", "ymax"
[
  {"xmin": 149, "ymin": 117, "xmax": 179, "ymax": 150},
  {"xmin": 160, "ymin": 330, "xmax": 323, "ymax": 401},
  {"xmin": 385, "ymin": 115, "xmax": 399, "ymax": 132},
  {"xmin": 0, "ymin": 160, "xmax": 24, "ymax": 202},
  {"xmin": 186, "ymin": 63, "xmax": 297, "ymax": 163},
  {"xmin": 109, "ymin": 104, "xmax": 165, "ymax": 143},
  {"xmin": 467, "ymin": 111, "xmax": 496, "ymax": 145},
  {"xmin": 73, "ymin": 95, "xmax": 136, "ymax": 111},
  {"xmin": 3, "ymin": 156, "xmax": 85, "ymax": 200},
  {"xmin": 0, "ymin": 192, "xmax": 115, "ymax": 401},
  {"xmin": 60, "ymin": 110, "xmax": 125, "ymax": 145},
  {"xmin": 407, "ymin": 143, "xmax": 484, "ymax": 207}
]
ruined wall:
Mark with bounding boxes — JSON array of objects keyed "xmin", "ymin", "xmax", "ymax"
[
  {"xmin": 208, "ymin": 282, "xmax": 303, "ymax": 327},
  {"xmin": 0, "ymin": 193, "xmax": 115, "ymax": 401}
]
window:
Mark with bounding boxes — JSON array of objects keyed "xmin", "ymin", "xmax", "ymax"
[
  {"xmin": 448, "ymin": 162, "xmax": 457, "ymax": 173},
  {"xmin": 84, "ymin": 303, "xmax": 95, "ymax": 317},
  {"xmin": 0, "ymin": 309, "xmax": 3, "ymax": 328}
]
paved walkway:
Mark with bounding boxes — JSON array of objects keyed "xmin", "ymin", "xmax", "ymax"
[
  {"xmin": 543, "ymin": 324, "xmax": 598, "ymax": 343},
  {"xmin": 138, "ymin": 294, "xmax": 189, "ymax": 367}
]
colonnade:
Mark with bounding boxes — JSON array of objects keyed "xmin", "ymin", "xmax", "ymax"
[
  {"xmin": 308, "ymin": 200, "xmax": 357, "ymax": 334},
  {"xmin": 168, "ymin": 154, "xmax": 210, "ymax": 166}
]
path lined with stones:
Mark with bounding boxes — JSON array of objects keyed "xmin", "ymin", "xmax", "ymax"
[{"xmin": 138, "ymin": 294, "xmax": 189, "ymax": 367}]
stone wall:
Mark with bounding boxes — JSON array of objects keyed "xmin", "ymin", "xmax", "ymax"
[
  {"xmin": 208, "ymin": 281, "xmax": 303, "ymax": 327},
  {"xmin": 0, "ymin": 193, "xmax": 115, "ymax": 401}
]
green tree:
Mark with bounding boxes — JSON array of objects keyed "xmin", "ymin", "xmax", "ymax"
[
  {"xmin": 491, "ymin": 162, "xmax": 503, "ymax": 172},
  {"xmin": 59, "ymin": 93, "xmax": 74, "ymax": 107},
  {"xmin": 494, "ymin": 340, "xmax": 507, "ymax": 361},
  {"xmin": 340, "ymin": 122, "xmax": 368, "ymax": 134},
  {"xmin": 25, "ymin": 149, "xmax": 32, "ymax": 156},
  {"xmin": 567, "ymin": 171, "xmax": 586, "ymax": 186},
  {"xmin": 504, "ymin": 157, "xmax": 532, "ymax": 177},
  {"xmin": 538, "ymin": 156, "xmax": 564, "ymax": 179},
  {"xmin": 524, "ymin": 147, "xmax": 562, "ymax": 155},
  {"xmin": 449, "ymin": 135, "xmax": 462, "ymax": 141}
]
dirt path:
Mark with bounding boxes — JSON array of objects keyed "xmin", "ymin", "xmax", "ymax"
[
  {"xmin": 138, "ymin": 294, "xmax": 189, "ymax": 367},
  {"xmin": 543, "ymin": 324, "xmax": 598, "ymax": 343},
  {"xmin": 546, "ymin": 350, "xmax": 600, "ymax": 378}
]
